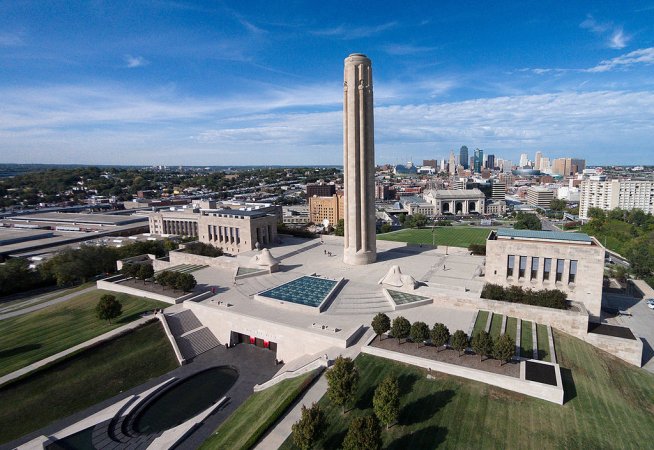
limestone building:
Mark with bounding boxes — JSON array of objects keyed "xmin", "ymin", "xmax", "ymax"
[
  {"xmin": 485, "ymin": 229, "xmax": 605, "ymax": 319},
  {"xmin": 526, "ymin": 187, "xmax": 554, "ymax": 209},
  {"xmin": 148, "ymin": 203, "xmax": 279, "ymax": 254},
  {"xmin": 343, "ymin": 53, "xmax": 376, "ymax": 265},
  {"xmin": 423, "ymin": 189, "xmax": 486, "ymax": 215}
]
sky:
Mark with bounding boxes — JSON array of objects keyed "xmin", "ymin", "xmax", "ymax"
[{"xmin": 1, "ymin": 1, "xmax": 654, "ymax": 166}]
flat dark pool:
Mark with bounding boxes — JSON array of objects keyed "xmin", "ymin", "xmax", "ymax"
[{"xmin": 133, "ymin": 366, "xmax": 238, "ymax": 434}]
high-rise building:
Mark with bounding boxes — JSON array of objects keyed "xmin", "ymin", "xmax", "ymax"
[
  {"xmin": 519, "ymin": 153, "xmax": 528, "ymax": 168},
  {"xmin": 503, "ymin": 160, "xmax": 512, "ymax": 173},
  {"xmin": 486, "ymin": 154, "xmax": 495, "ymax": 170},
  {"xmin": 423, "ymin": 159, "xmax": 437, "ymax": 169},
  {"xmin": 309, "ymin": 193, "xmax": 344, "ymax": 224},
  {"xmin": 526, "ymin": 187, "xmax": 555, "ymax": 208},
  {"xmin": 449, "ymin": 150, "xmax": 457, "ymax": 175},
  {"xmin": 306, "ymin": 183, "xmax": 336, "ymax": 197},
  {"xmin": 343, "ymin": 53, "xmax": 376, "ymax": 265},
  {"xmin": 491, "ymin": 179, "xmax": 506, "ymax": 200},
  {"xmin": 553, "ymin": 158, "xmax": 586, "ymax": 176},
  {"xmin": 535, "ymin": 151, "xmax": 542, "ymax": 171},
  {"xmin": 459, "ymin": 146, "xmax": 469, "ymax": 169},
  {"xmin": 540, "ymin": 157, "xmax": 551, "ymax": 173},
  {"xmin": 473, "ymin": 148, "xmax": 483, "ymax": 173},
  {"xmin": 579, "ymin": 179, "xmax": 654, "ymax": 219}
]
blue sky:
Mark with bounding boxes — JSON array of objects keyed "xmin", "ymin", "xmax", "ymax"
[{"xmin": 1, "ymin": 1, "xmax": 653, "ymax": 166}]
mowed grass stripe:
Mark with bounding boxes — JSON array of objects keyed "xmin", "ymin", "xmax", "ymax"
[
  {"xmin": 472, "ymin": 310, "xmax": 489, "ymax": 336},
  {"xmin": 378, "ymin": 226, "xmax": 493, "ymax": 248},
  {"xmin": 0, "ymin": 290, "xmax": 168, "ymax": 377},
  {"xmin": 489, "ymin": 314, "xmax": 503, "ymax": 340}
]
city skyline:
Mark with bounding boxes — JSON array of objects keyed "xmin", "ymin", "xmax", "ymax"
[{"xmin": 1, "ymin": 1, "xmax": 654, "ymax": 166}]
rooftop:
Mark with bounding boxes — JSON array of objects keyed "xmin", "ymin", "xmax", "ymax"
[{"xmin": 494, "ymin": 228, "xmax": 593, "ymax": 244}]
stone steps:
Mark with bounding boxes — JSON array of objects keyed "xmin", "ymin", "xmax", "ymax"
[
  {"xmin": 166, "ymin": 310, "xmax": 203, "ymax": 336},
  {"xmin": 176, "ymin": 327, "xmax": 221, "ymax": 360}
]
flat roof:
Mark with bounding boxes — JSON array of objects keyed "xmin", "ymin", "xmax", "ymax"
[
  {"xmin": 204, "ymin": 209, "xmax": 269, "ymax": 218},
  {"xmin": 495, "ymin": 228, "xmax": 593, "ymax": 244},
  {"xmin": 7, "ymin": 212, "xmax": 147, "ymax": 226}
]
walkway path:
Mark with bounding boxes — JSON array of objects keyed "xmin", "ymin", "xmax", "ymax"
[
  {"xmin": 254, "ymin": 329, "xmax": 374, "ymax": 450},
  {"xmin": 0, "ymin": 314, "xmax": 152, "ymax": 387},
  {"xmin": 0, "ymin": 286, "xmax": 97, "ymax": 321}
]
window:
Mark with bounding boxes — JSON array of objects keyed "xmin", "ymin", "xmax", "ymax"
[
  {"xmin": 543, "ymin": 258, "xmax": 551, "ymax": 280},
  {"xmin": 569, "ymin": 260, "xmax": 578, "ymax": 284},
  {"xmin": 556, "ymin": 259, "xmax": 564, "ymax": 282},
  {"xmin": 507, "ymin": 255, "xmax": 515, "ymax": 277},
  {"xmin": 519, "ymin": 256, "xmax": 527, "ymax": 279},
  {"xmin": 531, "ymin": 257, "xmax": 539, "ymax": 280}
]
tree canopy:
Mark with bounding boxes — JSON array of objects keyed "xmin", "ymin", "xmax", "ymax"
[
  {"xmin": 95, "ymin": 294, "xmax": 122, "ymax": 324},
  {"xmin": 326, "ymin": 356, "xmax": 359, "ymax": 413}
]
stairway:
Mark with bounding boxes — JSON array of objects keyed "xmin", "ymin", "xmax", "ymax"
[
  {"xmin": 326, "ymin": 283, "xmax": 392, "ymax": 315},
  {"xmin": 164, "ymin": 310, "xmax": 221, "ymax": 360}
]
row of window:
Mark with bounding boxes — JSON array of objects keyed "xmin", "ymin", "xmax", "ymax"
[{"xmin": 507, "ymin": 255, "xmax": 577, "ymax": 284}]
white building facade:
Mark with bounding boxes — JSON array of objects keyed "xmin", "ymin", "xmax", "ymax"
[{"xmin": 579, "ymin": 179, "xmax": 654, "ymax": 219}]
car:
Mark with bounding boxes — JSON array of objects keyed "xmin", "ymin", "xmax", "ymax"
[
  {"xmin": 648, "ymin": 303, "xmax": 654, "ymax": 310},
  {"xmin": 646, "ymin": 298, "xmax": 654, "ymax": 305}
]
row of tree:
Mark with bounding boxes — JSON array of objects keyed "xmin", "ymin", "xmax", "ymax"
[
  {"xmin": 154, "ymin": 270, "xmax": 197, "ymax": 292},
  {"xmin": 372, "ymin": 313, "xmax": 515, "ymax": 365},
  {"xmin": 481, "ymin": 283, "xmax": 567, "ymax": 309},
  {"xmin": 121, "ymin": 263, "xmax": 154, "ymax": 282}
]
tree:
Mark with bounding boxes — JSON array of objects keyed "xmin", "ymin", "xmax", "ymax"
[
  {"xmin": 326, "ymin": 356, "xmax": 359, "ymax": 413},
  {"xmin": 410, "ymin": 321, "xmax": 429, "ymax": 348},
  {"xmin": 96, "ymin": 294, "xmax": 122, "ymax": 324},
  {"xmin": 371, "ymin": 313, "xmax": 391, "ymax": 341},
  {"xmin": 430, "ymin": 323, "xmax": 450, "ymax": 352},
  {"xmin": 175, "ymin": 272, "xmax": 197, "ymax": 292},
  {"xmin": 471, "ymin": 331, "xmax": 494, "ymax": 362},
  {"xmin": 379, "ymin": 223, "xmax": 392, "ymax": 234},
  {"xmin": 373, "ymin": 375, "xmax": 400, "ymax": 430},
  {"xmin": 493, "ymin": 333, "xmax": 516, "ymax": 366},
  {"xmin": 334, "ymin": 219, "xmax": 345, "ymax": 236},
  {"xmin": 342, "ymin": 415, "xmax": 382, "ymax": 450},
  {"xmin": 391, "ymin": 316, "xmax": 411, "ymax": 344},
  {"xmin": 513, "ymin": 212, "xmax": 542, "ymax": 231},
  {"xmin": 121, "ymin": 263, "xmax": 139, "ymax": 278},
  {"xmin": 549, "ymin": 198, "xmax": 567, "ymax": 211},
  {"xmin": 450, "ymin": 330, "xmax": 469, "ymax": 357},
  {"xmin": 291, "ymin": 402, "xmax": 326, "ymax": 450},
  {"xmin": 137, "ymin": 264, "xmax": 154, "ymax": 283}
]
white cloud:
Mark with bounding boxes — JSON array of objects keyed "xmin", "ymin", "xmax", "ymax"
[
  {"xmin": 312, "ymin": 22, "xmax": 397, "ymax": 40},
  {"xmin": 0, "ymin": 32, "xmax": 25, "ymax": 47},
  {"xmin": 588, "ymin": 47, "xmax": 654, "ymax": 72},
  {"xmin": 382, "ymin": 43, "xmax": 437, "ymax": 56},
  {"xmin": 124, "ymin": 55, "xmax": 149, "ymax": 68},
  {"xmin": 580, "ymin": 15, "xmax": 611, "ymax": 33},
  {"xmin": 609, "ymin": 28, "xmax": 630, "ymax": 49}
]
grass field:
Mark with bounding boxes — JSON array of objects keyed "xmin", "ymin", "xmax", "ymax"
[
  {"xmin": 505, "ymin": 317, "xmax": 517, "ymax": 342},
  {"xmin": 0, "ymin": 321, "xmax": 178, "ymax": 444},
  {"xmin": 471, "ymin": 310, "xmax": 489, "ymax": 336},
  {"xmin": 0, "ymin": 289, "xmax": 169, "ymax": 377},
  {"xmin": 489, "ymin": 313, "xmax": 503, "ymax": 339},
  {"xmin": 0, "ymin": 282, "xmax": 95, "ymax": 314},
  {"xmin": 520, "ymin": 320, "xmax": 534, "ymax": 359},
  {"xmin": 199, "ymin": 371, "xmax": 318, "ymax": 450},
  {"xmin": 378, "ymin": 226, "xmax": 492, "ymax": 248},
  {"xmin": 537, "ymin": 324, "xmax": 551, "ymax": 362},
  {"xmin": 280, "ymin": 330, "xmax": 654, "ymax": 449}
]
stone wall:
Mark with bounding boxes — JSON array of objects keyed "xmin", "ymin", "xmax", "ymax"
[
  {"xmin": 184, "ymin": 301, "xmax": 359, "ymax": 364},
  {"xmin": 166, "ymin": 250, "xmax": 239, "ymax": 270},
  {"xmin": 582, "ymin": 331, "xmax": 643, "ymax": 367},
  {"xmin": 362, "ymin": 345, "xmax": 564, "ymax": 405},
  {"xmin": 96, "ymin": 277, "xmax": 189, "ymax": 304}
]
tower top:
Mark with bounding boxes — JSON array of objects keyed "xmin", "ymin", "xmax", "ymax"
[{"xmin": 345, "ymin": 53, "xmax": 370, "ymax": 63}]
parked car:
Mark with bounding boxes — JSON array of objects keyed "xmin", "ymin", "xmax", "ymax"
[{"xmin": 648, "ymin": 302, "xmax": 654, "ymax": 310}]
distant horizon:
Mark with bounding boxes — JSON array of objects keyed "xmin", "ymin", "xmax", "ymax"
[{"xmin": 1, "ymin": 2, "xmax": 653, "ymax": 165}]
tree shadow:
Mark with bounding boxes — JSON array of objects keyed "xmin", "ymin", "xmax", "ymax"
[
  {"xmin": 397, "ymin": 372, "xmax": 419, "ymax": 396},
  {"xmin": 322, "ymin": 428, "xmax": 347, "ymax": 450},
  {"xmin": 560, "ymin": 367, "xmax": 577, "ymax": 403},
  {"xmin": 117, "ymin": 312, "xmax": 145, "ymax": 324},
  {"xmin": 399, "ymin": 390, "xmax": 455, "ymax": 426},
  {"xmin": 355, "ymin": 385, "xmax": 376, "ymax": 410},
  {"xmin": 0, "ymin": 343, "xmax": 41, "ymax": 358},
  {"xmin": 387, "ymin": 425, "xmax": 448, "ymax": 450}
]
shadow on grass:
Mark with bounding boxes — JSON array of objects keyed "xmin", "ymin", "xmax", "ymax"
[
  {"xmin": 560, "ymin": 367, "xmax": 577, "ymax": 403},
  {"xmin": 0, "ymin": 344, "xmax": 41, "ymax": 359},
  {"xmin": 387, "ymin": 425, "xmax": 448, "ymax": 449},
  {"xmin": 399, "ymin": 390, "xmax": 455, "ymax": 426},
  {"xmin": 355, "ymin": 372, "xmax": 419, "ymax": 410},
  {"xmin": 117, "ymin": 312, "xmax": 147, "ymax": 324},
  {"xmin": 397, "ymin": 372, "xmax": 419, "ymax": 396},
  {"xmin": 537, "ymin": 349, "xmax": 548, "ymax": 360}
]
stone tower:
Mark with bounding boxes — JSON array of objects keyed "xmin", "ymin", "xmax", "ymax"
[{"xmin": 343, "ymin": 53, "xmax": 376, "ymax": 265}]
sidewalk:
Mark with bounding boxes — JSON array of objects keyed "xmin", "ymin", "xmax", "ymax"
[{"xmin": 0, "ymin": 315, "xmax": 153, "ymax": 387}]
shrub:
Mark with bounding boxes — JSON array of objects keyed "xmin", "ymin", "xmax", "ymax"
[
  {"xmin": 468, "ymin": 243, "xmax": 486, "ymax": 255},
  {"xmin": 182, "ymin": 242, "xmax": 224, "ymax": 257},
  {"xmin": 481, "ymin": 283, "xmax": 567, "ymax": 309}
]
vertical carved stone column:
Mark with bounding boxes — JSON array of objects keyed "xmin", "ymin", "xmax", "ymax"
[{"xmin": 343, "ymin": 53, "xmax": 376, "ymax": 265}]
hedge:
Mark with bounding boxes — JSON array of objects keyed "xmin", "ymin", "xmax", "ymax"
[{"xmin": 481, "ymin": 283, "xmax": 567, "ymax": 309}]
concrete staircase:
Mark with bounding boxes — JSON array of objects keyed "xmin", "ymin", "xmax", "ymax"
[
  {"xmin": 164, "ymin": 310, "xmax": 220, "ymax": 360},
  {"xmin": 326, "ymin": 284, "xmax": 392, "ymax": 315}
]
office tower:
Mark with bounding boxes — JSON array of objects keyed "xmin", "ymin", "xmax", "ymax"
[
  {"xmin": 519, "ymin": 153, "xmax": 528, "ymax": 168},
  {"xmin": 474, "ymin": 148, "xmax": 484, "ymax": 173},
  {"xmin": 535, "ymin": 151, "xmax": 542, "ymax": 171},
  {"xmin": 459, "ymin": 146, "xmax": 469, "ymax": 169},
  {"xmin": 449, "ymin": 150, "xmax": 457, "ymax": 175},
  {"xmin": 486, "ymin": 154, "xmax": 495, "ymax": 170},
  {"xmin": 343, "ymin": 53, "xmax": 376, "ymax": 265}
]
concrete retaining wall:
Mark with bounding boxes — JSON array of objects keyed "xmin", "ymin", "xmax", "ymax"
[
  {"xmin": 362, "ymin": 345, "xmax": 564, "ymax": 405},
  {"xmin": 428, "ymin": 291, "xmax": 590, "ymax": 338},
  {"xmin": 168, "ymin": 250, "xmax": 239, "ymax": 269},
  {"xmin": 253, "ymin": 358, "xmax": 325, "ymax": 392},
  {"xmin": 96, "ymin": 278, "xmax": 189, "ymax": 305},
  {"xmin": 157, "ymin": 313, "xmax": 186, "ymax": 365},
  {"xmin": 582, "ymin": 331, "xmax": 643, "ymax": 366}
]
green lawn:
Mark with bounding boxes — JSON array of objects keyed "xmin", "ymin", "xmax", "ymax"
[
  {"xmin": 199, "ymin": 370, "xmax": 319, "ymax": 450},
  {"xmin": 520, "ymin": 320, "xmax": 534, "ymax": 359},
  {"xmin": 537, "ymin": 324, "xmax": 551, "ymax": 362},
  {"xmin": 0, "ymin": 289, "xmax": 169, "ymax": 377},
  {"xmin": 489, "ymin": 313, "xmax": 503, "ymax": 340},
  {"xmin": 505, "ymin": 317, "xmax": 517, "ymax": 342},
  {"xmin": 0, "ymin": 281, "xmax": 95, "ymax": 314},
  {"xmin": 281, "ymin": 330, "xmax": 654, "ymax": 449},
  {"xmin": 378, "ymin": 226, "xmax": 492, "ymax": 248},
  {"xmin": 471, "ymin": 310, "xmax": 489, "ymax": 337},
  {"xmin": 0, "ymin": 321, "xmax": 178, "ymax": 444}
]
